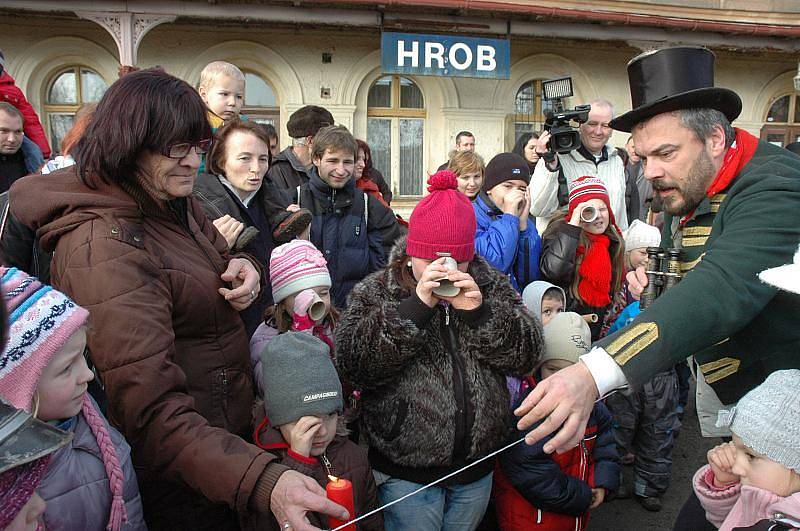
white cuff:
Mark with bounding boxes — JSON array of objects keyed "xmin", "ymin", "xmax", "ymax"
[{"xmin": 579, "ymin": 347, "xmax": 628, "ymax": 398}]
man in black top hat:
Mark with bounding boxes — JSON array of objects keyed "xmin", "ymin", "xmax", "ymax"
[{"xmin": 514, "ymin": 46, "xmax": 800, "ymax": 519}]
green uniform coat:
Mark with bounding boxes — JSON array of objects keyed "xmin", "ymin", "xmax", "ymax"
[{"xmin": 596, "ymin": 140, "xmax": 800, "ymax": 403}]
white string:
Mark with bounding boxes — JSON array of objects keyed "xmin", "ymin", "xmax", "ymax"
[{"xmin": 328, "ymin": 435, "xmax": 528, "ymax": 531}]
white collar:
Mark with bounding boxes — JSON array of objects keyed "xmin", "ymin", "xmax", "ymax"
[{"xmin": 218, "ymin": 175, "xmax": 260, "ymax": 207}]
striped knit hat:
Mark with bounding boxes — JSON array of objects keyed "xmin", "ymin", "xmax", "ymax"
[
  {"xmin": 0, "ymin": 267, "xmax": 88, "ymax": 411},
  {"xmin": 0, "ymin": 268, "xmax": 129, "ymax": 530},
  {"xmin": 270, "ymin": 240, "xmax": 332, "ymax": 304},
  {"xmin": 565, "ymin": 176, "xmax": 620, "ymax": 234}
]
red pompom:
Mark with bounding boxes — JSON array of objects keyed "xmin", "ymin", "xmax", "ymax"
[{"xmin": 427, "ymin": 170, "xmax": 459, "ymax": 192}]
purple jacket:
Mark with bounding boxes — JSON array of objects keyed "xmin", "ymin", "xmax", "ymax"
[
  {"xmin": 38, "ymin": 397, "xmax": 146, "ymax": 530},
  {"xmin": 694, "ymin": 465, "xmax": 800, "ymax": 531}
]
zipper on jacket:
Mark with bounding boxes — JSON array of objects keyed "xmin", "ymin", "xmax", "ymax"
[
  {"xmin": 220, "ymin": 368, "xmax": 229, "ymax": 413},
  {"xmin": 443, "ymin": 304, "xmax": 469, "ymax": 462},
  {"xmin": 580, "ymin": 439, "xmax": 588, "ymax": 481},
  {"xmin": 522, "ymin": 237, "xmax": 530, "ymax": 287},
  {"xmin": 321, "ymin": 453, "xmax": 335, "ymax": 477}
]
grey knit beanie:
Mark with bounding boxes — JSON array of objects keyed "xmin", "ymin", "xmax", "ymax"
[
  {"xmin": 718, "ymin": 369, "xmax": 800, "ymax": 473},
  {"xmin": 261, "ymin": 332, "xmax": 343, "ymax": 427}
]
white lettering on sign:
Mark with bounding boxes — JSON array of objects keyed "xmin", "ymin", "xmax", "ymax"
[
  {"xmin": 425, "ymin": 42, "xmax": 445, "ymax": 69},
  {"xmin": 476, "ymin": 45, "xmax": 497, "ymax": 71},
  {"xmin": 448, "ymin": 43, "xmax": 473, "ymax": 70},
  {"xmin": 397, "ymin": 40, "xmax": 419, "ymax": 68}
]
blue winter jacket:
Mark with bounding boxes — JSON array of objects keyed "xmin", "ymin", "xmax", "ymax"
[
  {"xmin": 292, "ymin": 168, "xmax": 402, "ymax": 309},
  {"xmin": 609, "ymin": 301, "xmax": 641, "ymax": 335},
  {"xmin": 473, "ymin": 192, "xmax": 541, "ymax": 292}
]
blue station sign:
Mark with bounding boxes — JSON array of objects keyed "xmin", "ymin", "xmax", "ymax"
[{"xmin": 381, "ymin": 32, "xmax": 510, "ymax": 80}]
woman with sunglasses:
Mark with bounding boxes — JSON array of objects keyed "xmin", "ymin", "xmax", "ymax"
[{"xmin": 8, "ymin": 69, "xmax": 348, "ymax": 531}]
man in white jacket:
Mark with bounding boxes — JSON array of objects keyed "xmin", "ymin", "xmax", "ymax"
[{"xmin": 529, "ymin": 99, "xmax": 629, "ymax": 233}]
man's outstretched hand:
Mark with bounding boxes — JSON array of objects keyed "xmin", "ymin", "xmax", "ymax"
[{"xmin": 514, "ymin": 361, "xmax": 599, "ymax": 454}]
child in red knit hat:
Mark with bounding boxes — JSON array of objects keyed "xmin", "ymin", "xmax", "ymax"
[
  {"xmin": 539, "ymin": 176, "xmax": 625, "ymax": 340},
  {"xmin": 336, "ymin": 171, "xmax": 543, "ymax": 531}
]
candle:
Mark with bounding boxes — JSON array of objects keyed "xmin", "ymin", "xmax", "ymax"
[{"xmin": 326, "ymin": 475, "xmax": 355, "ymax": 530}]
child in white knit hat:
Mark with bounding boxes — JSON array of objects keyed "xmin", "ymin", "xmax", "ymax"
[
  {"xmin": 494, "ymin": 312, "xmax": 620, "ymax": 531},
  {"xmin": 694, "ymin": 369, "xmax": 800, "ymax": 531}
]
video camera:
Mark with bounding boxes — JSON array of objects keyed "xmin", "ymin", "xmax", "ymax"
[{"xmin": 542, "ymin": 77, "xmax": 590, "ymax": 154}]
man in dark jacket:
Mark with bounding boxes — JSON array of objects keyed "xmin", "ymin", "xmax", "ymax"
[
  {"xmin": 290, "ymin": 125, "xmax": 402, "ymax": 308},
  {"xmin": 0, "ymin": 103, "xmax": 42, "ymax": 192},
  {"xmin": 516, "ymin": 46, "xmax": 800, "ymax": 529},
  {"xmin": 267, "ymin": 105, "xmax": 333, "ymax": 190}
]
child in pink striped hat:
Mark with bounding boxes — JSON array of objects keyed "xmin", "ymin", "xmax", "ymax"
[
  {"xmin": 0, "ymin": 267, "xmax": 146, "ymax": 530},
  {"xmin": 249, "ymin": 239, "xmax": 335, "ymax": 398}
]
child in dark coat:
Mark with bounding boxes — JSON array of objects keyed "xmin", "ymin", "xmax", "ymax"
[
  {"xmin": 493, "ymin": 312, "xmax": 619, "ymax": 531},
  {"xmin": 253, "ymin": 332, "xmax": 383, "ymax": 531}
]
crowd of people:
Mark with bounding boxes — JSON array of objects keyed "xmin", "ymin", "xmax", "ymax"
[{"xmin": 0, "ymin": 44, "xmax": 799, "ymax": 531}]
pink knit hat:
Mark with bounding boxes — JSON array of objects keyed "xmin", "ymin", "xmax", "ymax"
[
  {"xmin": 407, "ymin": 171, "xmax": 476, "ymax": 262},
  {"xmin": 0, "ymin": 267, "xmax": 88, "ymax": 411},
  {"xmin": 270, "ymin": 240, "xmax": 332, "ymax": 304}
]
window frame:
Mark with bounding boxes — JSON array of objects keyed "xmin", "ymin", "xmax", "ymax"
[
  {"xmin": 240, "ymin": 70, "xmax": 280, "ymax": 129},
  {"xmin": 514, "ymin": 79, "xmax": 550, "ymax": 140},
  {"xmin": 42, "ymin": 65, "xmax": 109, "ymax": 154},
  {"xmin": 760, "ymin": 93, "xmax": 800, "ymax": 147},
  {"xmin": 367, "ymin": 75, "xmax": 426, "ymax": 199}
]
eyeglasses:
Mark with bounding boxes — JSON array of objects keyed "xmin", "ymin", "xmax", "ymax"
[{"xmin": 162, "ymin": 139, "xmax": 212, "ymax": 159}]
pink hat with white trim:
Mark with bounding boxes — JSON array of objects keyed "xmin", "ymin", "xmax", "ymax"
[
  {"xmin": 270, "ymin": 240, "xmax": 332, "ymax": 304},
  {"xmin": 0, "ymin": 267, "xmax": 89, "ymax": 411}
]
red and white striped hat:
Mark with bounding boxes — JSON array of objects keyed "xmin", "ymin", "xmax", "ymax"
[{"xmin": 565, "ymin": 176, "xmax": 619, "ymax": 233}]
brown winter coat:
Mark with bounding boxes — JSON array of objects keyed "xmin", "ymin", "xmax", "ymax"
[
  {"xmin": 9, "ymin": 166, "xmax": 287, "ymax": 529},
  {"xmin": 253, "ymin": 423, "xmax": 384, "ymax": 531}
]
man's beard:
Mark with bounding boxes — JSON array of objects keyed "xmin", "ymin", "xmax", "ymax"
[{"xmin": 655, "ymin": 149, "xmax": 716, "ymax": 217}]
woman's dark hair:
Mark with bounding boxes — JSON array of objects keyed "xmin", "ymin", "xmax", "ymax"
[
  {"xmin": 512, "ymin": 131, "xmax": 540, "ymax": 159},
  {"xmin": 73, "ymin": 68, "xmax": 211, "ymax": 187},
  {"xmin": 356, "ymin": 139, "xmax": 373, "ymax": 170},
  {"xmin": 207, "ymin": 119, "xmax": 273, "ymax": 176}
]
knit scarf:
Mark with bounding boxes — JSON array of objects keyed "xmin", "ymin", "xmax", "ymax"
[
  {"xmin": 576, "ymin": 233, "xmax": 612, "ymax": 307},
  {"xmin": 680, "ymin": 127, "xmax": 759, "ymax": 226},
  {"xmin": 81, "ymin": 395, "xmax": 127, "ymax": 531}
]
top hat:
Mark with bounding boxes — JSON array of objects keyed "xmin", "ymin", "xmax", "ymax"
[{"xmin": 609, "ymin": 46, "xmax": 742, "ymax": 132}]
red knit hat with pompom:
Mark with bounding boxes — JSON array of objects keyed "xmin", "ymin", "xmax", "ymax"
[{"xmin": 407, "ymin": 171, "xmax": 476, "ymax": 262}]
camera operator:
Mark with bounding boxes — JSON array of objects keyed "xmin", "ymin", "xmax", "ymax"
[{"xmin": 529, "ymin": 99, "xmax": 629, "ymax": 233}]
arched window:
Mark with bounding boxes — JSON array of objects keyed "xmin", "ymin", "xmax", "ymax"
[
  {"xmin": 242, "ymin": 71, "xmax": 279, "ymax": 128},
  {"xmin": 367, "ymin": 75, "xmax": 426, "ymax": 197},
  {"xmin": 760, "ymin": 93, "xmax": 800, "ymax": 147},
  {"xmin": 514, "ymin": 79, "xmax": 557, "ymax": 143},
  {"xmin": 43, "ymin": 66, "xmax": 108, "ymax": 154}
]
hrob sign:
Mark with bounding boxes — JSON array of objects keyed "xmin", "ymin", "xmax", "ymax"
[{"xmin": 381, "ymin": 32, "xmax": 510, "ymax": 80}]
